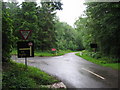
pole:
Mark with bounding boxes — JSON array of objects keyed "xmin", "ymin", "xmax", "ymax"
[
  {"xmin": 30, "ymin": 46, "xmax": 32, "ymax": 56},
  {"xmin": 25, "ymin": 57, "xmax": 27, "ymax": 69}
]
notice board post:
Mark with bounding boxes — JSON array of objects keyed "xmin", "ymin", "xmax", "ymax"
[
  {"xmin": 17, "ymin": 41, "xmax": 34, "ymax": 69},
  {"xmin": 25, "ymin": 58, "xmax": 27, "ymax": 68},
  {"xmin": 17, "ymin": 30, "xmax": 34, "ymax": 69},
  {"xmin": 90, "ymin": 43, "xmax": 97, "ymax": 52}
]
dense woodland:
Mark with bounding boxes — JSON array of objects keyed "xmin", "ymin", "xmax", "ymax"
[
  {"xmin": 2, "ymin": 2, "xmax": 120, "ymax": 62},
  {"xmin": 75, "ymin": 2, "xmax": 120, "ymax": 60}
]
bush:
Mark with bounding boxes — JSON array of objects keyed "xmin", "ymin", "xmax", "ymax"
[
  {"xmin": 2, "ymin": 5, "xmax": 14, "ymax": 62},
  {"xmin": 80, "ymin": 50, "xmax": 119, "ymax": 63},
  {"xmin": 81, "ymin": 50, "xmax": 101, "ymax": 59},
  {"xmin": 3, "ymin": 72, "xmax": 36, "ymax": 88},
  {"xmin": 2, "ymin": 61, "xmax": 60, "ymax": 88},
  {"xmin": 76, "ymin": 50, "xmax": 120, "ymax": 70}
]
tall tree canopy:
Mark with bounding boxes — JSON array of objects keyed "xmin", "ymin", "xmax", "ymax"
[
  {"xmin": 55, "ymin": 20, "xmax": 80, "ymax": 50},
  {"xmin": 75, "ymin": 2, "xmax": 120, "ymax": 59},
  {"xmin": 3, "ymin": 1, "xmax": 120, "ymax": 63},
  {"xmin": 2, "ymin": 1, "xmax": 63, "ymax": 62},
  {"xmin": 2, "ymin": 2, "xmax": 14, "ymax": 62}
]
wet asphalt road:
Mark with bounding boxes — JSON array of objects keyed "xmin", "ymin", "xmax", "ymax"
[{"xmin": 12, "ymin": 52, "xmax": 119, "ymax": 88}]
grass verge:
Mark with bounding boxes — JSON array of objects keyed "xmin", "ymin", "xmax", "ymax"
[
  {"xmin": 75, "ymin": 51, "xmax": 120, "ymax": 70},
  {"xmin": 11, "ymin": 49, "xmax": 73, "ymax": 57},
  {"xmin": 2, "ymin": 60, "xmax": 60, "ymax": 88},
  {"xmin": 35, "ymin": 50, "xmax": 72, "ymax": 57}
]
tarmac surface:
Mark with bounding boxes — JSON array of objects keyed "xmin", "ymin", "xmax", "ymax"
[{"xmin": 12, "ymin": 52, "xmax": 119, "ymax": 88}]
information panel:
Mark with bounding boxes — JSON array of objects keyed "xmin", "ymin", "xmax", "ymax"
[
  {"xmin": 17, "ymin": 41, "xmax": 34, "ymax": 58},
  {"xmin": 90, "ymin": 43, "xmax": 97, "ymax": 48}
]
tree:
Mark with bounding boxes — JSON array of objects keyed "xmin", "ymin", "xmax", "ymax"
[
  {"xmin": 36, "ymin": 2, "xmax": 62, "ymax": 50},
  {"xmin": 75, "ymin": 17, "xmax": 89, "ymax": 50},
  {"xmin": 4, "ymin": 2, "xmax": 21, "ymax": 47},
  {"xmin": 55, "ymin": 20, "xmax": 80, "ymax": 50},
  {"xmin": 5, "ymin": 1, "xmax": 63, "ymax": 51},
  {"xmin": 75, "ymin": 2, "xmax": 120, "ymax": 59},
  {"xmin": 2, "ymin": 2, "xmax": 14, "ymax": 62}
]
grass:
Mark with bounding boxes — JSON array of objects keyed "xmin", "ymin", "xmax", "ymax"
[
  {"xmin": 102, "ymin": 63, "xmax": 120, "ymax": 70},
  {"xmin": 2, "ymin": 60, "xmax": 60, "ymax": 88},
  {"xmin": 35, "ymin": 50, "xmax": 72, "ymax": 57},
  {"xmin": 11, "ymin": 49, "xmax": 73, "ymax": 57},
  {"xmin": 11, "ymin": 49, "xmax": 17, "ymax": 55},
  {"xmin": 75, "ymin": 51, "xmax": 120, "ymax": 70}
]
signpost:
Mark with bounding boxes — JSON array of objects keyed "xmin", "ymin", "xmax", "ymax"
[
  {"xmin": 90, "ymin": 44, "xmax": 97, "ymax": 48},
  {"xmin": 17, "ymin": 30, "xmax": 34, "ymax": 69},
  {"xmin": 19, "ymin": 30, "xmax": 32, "ymax": 40},
  {"xmin": 17, "ymin": 41, "xmax": 34, "ymax": 68},
  {"xmin": 90, "ymin": 43, "xmax": 97, "ymax": 52},
  {"xmin": 17, "ymin": 41, "xmax": 34, "ymax": 58}
]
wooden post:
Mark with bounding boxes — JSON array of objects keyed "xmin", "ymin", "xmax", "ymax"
[{"xmin": 25, "ymin": 57, "xmax": 27, "ymax": 69}]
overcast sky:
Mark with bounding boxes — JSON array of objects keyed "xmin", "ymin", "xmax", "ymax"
[
  {"xmin": 56, "ymin": 0, "xmax": 86, "ymax": 27},
  {"xmin": 3, "ymin": 0, "xmax": 87, "ymax": 27}
]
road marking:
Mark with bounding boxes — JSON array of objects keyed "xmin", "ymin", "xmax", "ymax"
[{"xmin": 82, "ymin": 68, "xmax": 105, "ymax": 80}]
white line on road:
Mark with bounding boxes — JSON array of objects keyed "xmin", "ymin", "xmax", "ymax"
[{"xmin": 82, "ymin": 68, "xmax": 105, "ymax": 80}]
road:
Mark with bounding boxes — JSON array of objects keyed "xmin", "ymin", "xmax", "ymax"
[{"xmin": 11, "ymin": 52, "xmax": 119, "ymax": 88}]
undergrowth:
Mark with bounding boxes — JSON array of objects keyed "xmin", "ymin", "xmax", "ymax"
[
  {"xmin": 2, "ymin": 60, "xmax": 60, "ymax": 88},
  {"xmin": 76, "ymin": 50, "xmax": 120, "ymax": 70}
]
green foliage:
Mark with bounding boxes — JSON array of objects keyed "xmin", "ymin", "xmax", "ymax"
[
  {"xmin": 2, "ymin": 61, "xmax": 59, "ymax": 88},
  {"xmin": 11, "ymin": 49, "xmax": 73, "ymax": 56},
  {"xmin": 85, "ymin": 2, "xmax": 120, "ymax": 58},
  {"xmin": 36, "ymin": 2, "xmax": 58, "ymax": 50},
  {"xmin": 55, "ymin": 21, "xmax": 82, "ymax": 50},
  {"xmin": 102, "ymin": 63, "xmax": 120, "ymax": 70},
  {"xmin": 75, "ymin": 2, "xmax": 120, "ymax": 59},
  {"xmin": 75, "ymin": 17, "xmax": 88, "ymax": 50},
  {"xmin": 78, "ymin": 50, "xmax": 119, "ymax": 63},
  {"xmin": 75, "ymin": 50, "xmax": 120, "ymax": 70},
  {"xmin": 11, "ymin": 49, "xmax": 17, "ymax": 55},
  {"xmin": 35, "ymin": 50, "xmax": 73, "ymax": 56},
  {"xmin": 3, "ymin": 1, "xmax": 83, "ymax": 54},
  {"xmin": 3, "ymin": 2, "xmax": 63, "ymax": 51},
  {"xmin": 2, "ymin": 2, "xmax": 14, "ymax": 62}
]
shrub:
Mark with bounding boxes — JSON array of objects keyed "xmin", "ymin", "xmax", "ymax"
[{"xmin": 2, "ymin": 61, "xmax": 60, "ymax": 88}]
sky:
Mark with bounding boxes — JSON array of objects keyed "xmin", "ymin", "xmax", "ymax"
[
  {"xmin": 3, "ymin": 0, "xmax": 87, "ymax": 27},
  {"xmin": 56, "ymin": 0, "xmax": 87, "ymax": 27}
]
